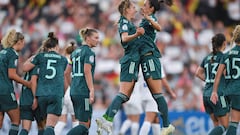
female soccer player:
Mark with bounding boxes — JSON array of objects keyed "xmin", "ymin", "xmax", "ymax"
[
  {"xmin": 0, "ymin": 29, "xmax": 31, "ymax": 135},
  {"xmin": 119, "ymin": 66, "xmax": 176, "ymax": 135},
  {"xmin": 66, "ymin": 28, "xmax": 99, "ymax": 135},
  {"xmin": 96, "ymin": 0, "xmax": 175, "ymax": 135},
  {"xmin": 118, "ymin": 78, "xmax": 143, "ymax": 135},
  {"xmin": 196, "ymin": 33, "xmax": 229, "ymax": 135},
  {"xmin": 211, "ymin": 25, "xmax": 240, "ymax": 135},
  {"xmin": 95, "ymin": 0, "xmax": 144, "ymax": 134},
  {"xmin": 138, "ymin": 0, "xmax": 175, "ymax": 134},
  {"xmin": 23, "ymin": 32, "xmax": 68, "ymax": 135},
  {"xmin": 19, "ymin": 46, "xmax": 48, "ymax": 135},
  {"xmin": 54, "ymin": 42, "xmax": 78, "ymax": 135}
]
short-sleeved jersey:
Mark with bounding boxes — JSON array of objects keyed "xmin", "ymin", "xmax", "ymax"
[
  {"xmin": 70, "ymin": 45, "xmax": 95, "ymax": 96},
  {"xmin": 20, "ymin": 66, "xmax": 38, "ymax": 106},
  {"xmin": 221, "ymin": 45, "xmax": 240, "ymax": 95},
  {"xmin": 118, "ymin": 16, "xmax": 141, "ymax": 64},
  {"xmin": 31, "ymin": 51, "xmax": 67, "ymax": 97},
  {"xmin": 200, "ymin": 52, "xmax": 225, "ymax": 96},
  {"xmin": 0, "ymin": 48, "xmax": 18, "ymax": 95},
  {"xmin": 139, "ymin": 14, "xmax": 161, "ymax": 57}
]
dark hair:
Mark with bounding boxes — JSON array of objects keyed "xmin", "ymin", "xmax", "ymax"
[
  {"xmin": 148, "ymin": 0, "xmax": 173, "ymax": 13},
  {"xmin": 149, "ymin": 0, "xmax": 161, "ymax": 13},
  {"xmin": 79, "ymin": 28, "xmax": 98, "ymax": 41},
  {"xmin": 159, "ymin": 0, "xmax": 173, "ymax": 6},
  {"xmin": 65, "ymin": 41, "xmax": 77, "ymax": 55},
  {"xmin": 118, "ymin": 0, "xmax": 131, "ymax": 16},
  {"xmin": 211, "ymin": 33, "xmax": 226, "ymax": 63},
  {"xmin": 42, "ymin": 32, "xmax": 59, "ymax": 49}
]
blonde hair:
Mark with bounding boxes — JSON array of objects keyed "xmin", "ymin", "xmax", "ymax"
[
  {"xmin": 1, "ymin": 29, "xmax": 24, "ymax": 48},
  {"xmin": 118, "ymin": 0, "xmax": 131, "ymax": 16},
  {"xmin": 231, "ymin": 25, "xmax": 240, "ymax": 46},
  {"xmin": 79, "ymin": 28, "xmax": 97, "ymax": 41}
]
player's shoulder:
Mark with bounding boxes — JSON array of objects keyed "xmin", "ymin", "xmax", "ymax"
[{"xmin": 119, "ymin": 16, "xmax": 129, "ymax": 24}]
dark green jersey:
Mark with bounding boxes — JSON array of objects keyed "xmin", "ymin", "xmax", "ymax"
[
  {"xmin": 221, "ymin": 45, "xmax": 240, "ymax": 95},
  {"xmin": 31, "ymin": 51, "xmax": 67, "ymax": 97},
  {"xmin": 118, "ymin": 16, "xmax": 141, "ymax": 63},
  {"xmin": 70, "ymin": 45, "xmax": 95, "ymax": 96},
  {"xmin": 200, "ymin": 52, "xmax": 225, "ymax": 96},
  {"xmin": 0, "ymin": 48, "xmax": 18, "ymax": 95},
  {"xmin": 20, "ymin": 66, "xmax": 38, "ymax": 106},
  {"xmin": 139, "ymin": 14, "xmax": 161, "ymax": 57}
]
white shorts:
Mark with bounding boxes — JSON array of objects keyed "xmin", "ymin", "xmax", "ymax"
[
  {"xmin": 123, "ymin": 80, "xmax": 143, "ymax": 115},
  {"xmin": 142, "ymin": 99, "xmax": 158, "ymax": 113},
  {"xmin": 123, "ymin": 101, "xmax": 143, "ymax": 115},
  {"xmin": 62, "ymin": 87, "xmax": 75, "ymax": 115}
]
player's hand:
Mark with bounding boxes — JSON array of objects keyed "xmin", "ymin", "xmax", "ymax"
[
  {"xmin": 170, "ymin": 91, "xmax": 177, "ymax": 100},
  {"xmin": 140, "ymin": 8, "xmax": 150, "ymax": 21},
  {"xmin": 32, "ymin": 97, "xmax": 38, "ymax": 110},
  {"xmin": 210, "ymin": 92, "xmax": 218, "ymax": 105},
  {"xmin": 140, "ymin": 8, "xmax": 146, "ymax": 17},
  {"xmin": 89, "ymin": 91, "xmax": 94, "ymax": 104},
  {"xmin": 26, "ymin": 81, "xmax": 32, "ymax": 89},
  {"xmin": 136, "ymin": 27, "xmax": 145, "ymax": 36}
]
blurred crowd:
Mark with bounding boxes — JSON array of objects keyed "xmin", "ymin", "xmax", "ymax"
[{"xmin": 0, "ymin": 0, "xmax": 240, "ymax": 113}]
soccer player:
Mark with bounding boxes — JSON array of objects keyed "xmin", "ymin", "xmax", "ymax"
[
  {"xmin": 118, "ymin": 78, "xmax": 143, "ymax": 135},
  {"xmin": 96, "ymin": 0, "xmax": 175, "ymax": 134},
  {"xmin": 23, "ymin": 32, "xmax": 68, "ymax": 135},
  {"xmin": 19, "ymin": 46, "xmax": 48, "ymax": 135},
  {"xmin": 196, "ymin": 33, "xmax": 229, "ymax": 135},
  {"xmin": 0, "ymin": 29, "xmax": 31, "ymax": 135},
  {"xmin": 96, "ymin": 0, "xmax": 145, "ymax": 134},
  {"xmin": 66, "ymin": 28, "xmax": 99, "ymax": 135},
  {"xmin": 138, "ymin": 0, "xmax": 175, "ymax": 134},
  {"xmin": 54, "ymin": 42, "xmax": 78, "ymax": 135},
  {"xmin": 211, "ymin": 25, "xmax": 240, "ymax": 135},
  {"xmin": 119, "ymin": 65, "xmax": 176, "ymax": 135}
]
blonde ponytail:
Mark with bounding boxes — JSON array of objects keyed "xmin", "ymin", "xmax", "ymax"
[
  {"xmin": 1, "ymin": 29, "xmax": 16, "ymax": 48},
  {"xmin": 231, "ymin": 25, "xmax": 240, "ymax": 46}
]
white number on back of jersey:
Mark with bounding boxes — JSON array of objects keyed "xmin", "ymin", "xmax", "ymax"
[
  {"xmin": 72, "ymin": 56, "xmax": 83, "ymax": 77},
  {"xmin": 45, "ymin": 59, "xmax": 57, "ymax": 79}
]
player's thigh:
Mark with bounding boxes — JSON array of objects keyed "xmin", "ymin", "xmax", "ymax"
[
  {"xmin": 20, "ymin": 105, "xmax": 34, "ymax": 121},
  {"xmin": 0, "ymin": 94, "xmax": 18, "ymax": 112},
  {"xmin": 71, "ymin": 95, "xmax": 92, "ymax": 122},
  {"xmin": 120, "ymin": 59, "xmax": 140, "ymax": 82},
  {"xmin": 119, "ymin": 81, "xmax": 136, "ymax": 97},
  {"xmin": 140, "ymin": 55, "xmax": 162, "ymax": 80},
  {"xmin": 124, "ymin": 102, "xmax": 143, "ymax": 116}
]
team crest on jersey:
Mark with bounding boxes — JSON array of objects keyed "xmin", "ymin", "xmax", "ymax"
[
  {"xmin": 122, "ymin": 24, "xmax": 128, "ymax": 31},
  {"xmin": 89, "ymin": 55, "xmax": 94, "ymax": 63}
]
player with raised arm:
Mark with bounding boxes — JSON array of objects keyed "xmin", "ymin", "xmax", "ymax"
[
  {"xmin": 19, "ymin": 46, "xmax": 48, "ymax": 135},
  {"xmin": 196, "ymin": 33, "xmax": 229, "ymax": 135},
  {"xmin": 23, "ymin": 32, "xmax": 68, "ymax": 135},
  {"xmin": 0, "ymin": 29, "xmax": 31, "ymax": 135},
  {"xmin": 211, "ymin": 25, "xmax": 240, "ymax": 135}
]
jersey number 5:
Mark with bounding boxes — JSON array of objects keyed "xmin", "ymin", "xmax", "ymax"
[{"xmin": 45, "ymin": 59, "xmax": 57, "ymax": 79}]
